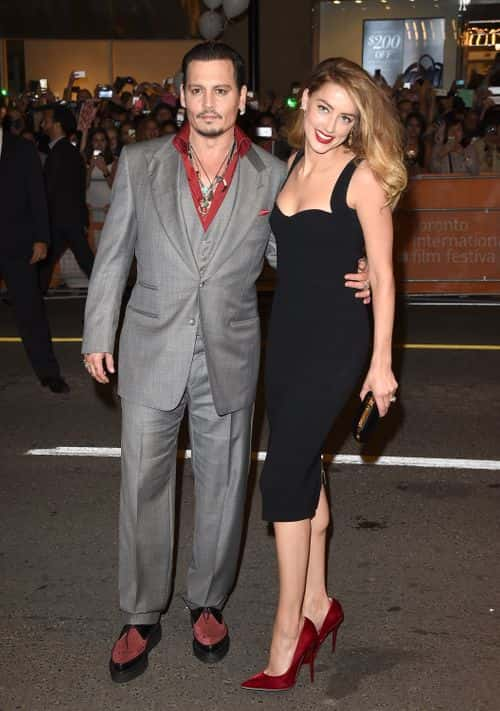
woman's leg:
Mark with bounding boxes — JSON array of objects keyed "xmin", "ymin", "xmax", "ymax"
[
  {"xmin": 302, "ymin": 484, "xmax": 332, "ymax": 629},
  {"xmin": 265, "ymin": 519, "xmax": 311, "ymax": 675}
]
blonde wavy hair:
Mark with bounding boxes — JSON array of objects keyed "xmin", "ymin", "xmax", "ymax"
[{"xmin": 286, "ymin": 57, "xmax": 407, "ymax": 208}]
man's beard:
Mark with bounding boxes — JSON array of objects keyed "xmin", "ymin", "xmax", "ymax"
[{"xmin": 194, "ymin": 126, "xmax": 226, "ymax": 138}]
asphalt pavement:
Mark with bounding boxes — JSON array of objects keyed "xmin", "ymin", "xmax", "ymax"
[{"xmin": 0, "ymin": 294, "xmax": 499, "ymax": 711}]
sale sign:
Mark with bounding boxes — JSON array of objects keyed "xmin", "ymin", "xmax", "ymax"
[{"xmin": 363, "ymin": 18, "xmax": 445, "ymax": 86}]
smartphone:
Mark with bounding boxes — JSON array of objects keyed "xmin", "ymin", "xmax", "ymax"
[
  {"xmin": 256, "ymin": 126, "xmax": 272, "ymax": 138},
  {"xmin": 176, "ymin": 108, "xmax": 185, "ymax": 127},
  {"xmin": 457, "ymin": 88, "xmax": 473, "ymax": 108},
  {"xmin": 455, "ymin": 79, "xmax": 465, "ymax": 87},
  {"xmin": 73, "ymin": 70, "xmax": 86, "ymax": 79},
  {"xmin": 93, "ymin": 149, "xmax": 102, "ymax": 157},
  {"xmin": 403, "ymin": 82, "xmax": 412, "ymax": 90},
  {"xmin": 39, "ymin": 78, "xmax": 48, "ymax": 92},
  {"xmin": 98, "ymin": 87, "xmax": 113, "ymax": 99}
]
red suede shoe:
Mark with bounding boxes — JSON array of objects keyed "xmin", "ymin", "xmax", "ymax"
[
  {"xmin": 191, "ymin": 607, "xmax": 230, "ymax": 663},
  {"xmin": 109, "ymin": 623, "xmax": 161, "ymax": 683},
  {"xmin": 241, "ymin": 617, "xmax": 318, "ymax": 692}
]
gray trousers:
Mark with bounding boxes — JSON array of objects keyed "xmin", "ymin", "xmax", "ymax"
[{"xmin": 119, "ymin": 335, "xmax": 253, "ymax": 625}]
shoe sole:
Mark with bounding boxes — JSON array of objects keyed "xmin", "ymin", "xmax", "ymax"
[
  {"xmin": 193, "ymin": 634, "xmax": 230, "ymax": 664},
  {"xmin": 109, "ymin": 624, "xmax": 162, "ymax": 683}
]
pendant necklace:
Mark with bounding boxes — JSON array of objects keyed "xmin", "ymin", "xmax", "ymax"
[{"xmin": 188, "ymin": 141, "xmax": 236, "ymax": 215}]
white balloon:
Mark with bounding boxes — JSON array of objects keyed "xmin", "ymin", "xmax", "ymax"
[
  {"xmin": 203, "ymin": 0, "xmax": 223, "ymax": 9},
  {"xmin": 199, "ymin": 11, "xmax": 225, "ymax": 41},
  {"xmin": 199, "ymin": 10, "xmax": 225, "ymax": 40},
  {"xmin": 222, "ymin": 0, "xmax": 249, "ymax": 19}
]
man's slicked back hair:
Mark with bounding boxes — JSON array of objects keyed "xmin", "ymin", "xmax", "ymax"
[{"xmin": 182, "ymin": 42, "xmax": 246, "ymax": 90}]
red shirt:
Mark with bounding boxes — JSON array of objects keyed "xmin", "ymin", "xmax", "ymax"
[{"xmin": 173, "ymin": 123, "xmax": 252, "ymax": 231}]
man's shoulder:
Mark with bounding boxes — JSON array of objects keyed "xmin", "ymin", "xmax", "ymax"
[
  {"xmin": 6, "ymin": 133, "xmax": 38, "ymax": 163},
  {"xmin": 246, "ymin": 142, "xmax": 287, "ymax": 176},
  {"xmin": 122, "ymin": 135, "xmax": 175, "ymax": 164}
]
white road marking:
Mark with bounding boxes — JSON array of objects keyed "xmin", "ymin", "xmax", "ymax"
[{"xmin": 25, "ymin": 447, "xmax": 500, "ymax": 471}]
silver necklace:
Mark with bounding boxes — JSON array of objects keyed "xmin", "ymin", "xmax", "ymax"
[{"xmin": 188, "ymin": 141, "xmax": 236, "ymax": 215}]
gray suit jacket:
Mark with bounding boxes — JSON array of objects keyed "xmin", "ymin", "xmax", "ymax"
[{"xmin": 82, "ymin": 135, "xmax": 286, "ymax": 414}]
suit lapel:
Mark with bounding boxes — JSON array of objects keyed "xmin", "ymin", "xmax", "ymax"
[
  {"xmin": 205, "ymin": 146, "xmax": 268, "ymax": 276},
  {"xmin": 147, "ymin": 138, "xmax": 199, "ymax": 274}
]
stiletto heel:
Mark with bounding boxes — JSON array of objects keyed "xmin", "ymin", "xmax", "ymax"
[
  {"xmin": 241, "ymin": 618, "xmax": 318, "ymax": 692},
  {"xmin": 304, "ymin": 597, "xmax": 344, "ymax": 664},
  {"xmin": 331, "ymin": 625, "xmax": 340, "ymax": 652},
  {"xmin": 309, "ymin": 652, "xmax": 315, "ymax": 683}
]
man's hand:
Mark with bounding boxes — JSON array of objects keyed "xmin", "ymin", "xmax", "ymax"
[
  {"xmin": 83, "ymin": 353, "xmax": 115, "ymax": 384},
  {"xmin": 345, "ymin": 257, "xmax": 371, "ymax": 304},
  {"xmin": 30, "ymin": 242, "xmax": 48, "ymax": 264}
]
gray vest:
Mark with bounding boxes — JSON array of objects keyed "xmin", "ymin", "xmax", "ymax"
[{"xmin": 179, "ymin": 164, "xmax": 240, "ymax": 335}]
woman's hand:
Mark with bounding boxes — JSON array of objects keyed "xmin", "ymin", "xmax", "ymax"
[
  {"xmin": 344, "ymin": 257, "xmax": 371, "ymax": 304},
  {"xmin": 360, "ymin": 366, "xmax": 398, "ymax": 417}
]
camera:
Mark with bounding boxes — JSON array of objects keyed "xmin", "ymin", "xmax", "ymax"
[
  {"xmin": 176, "ymin": 108, "xmax": 185, "ymax": 128},
  {"xmin": 39, "ymin": 78, "xmax": 48, "ymax": 92},
  {"xmin": 403, "ymin": 82, "xmax": 412, "ymax": 90},
  {"xmin": 73, "ymin": 70, "xmax": 86, "ymax": 79},
  {"xmin": 255, "ymin": 126, "xmax": 272, "ymax": 138},
  {"xmin": 93, "ymin": 149, "xmax": 103, "ymax": 157},
  {"xmin": 98, "ymin": 86, "xmax": 113, "ymax": 100}
]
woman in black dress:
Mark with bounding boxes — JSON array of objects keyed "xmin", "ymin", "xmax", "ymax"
[{"xmin": 242, "ymin": 58, "xmax": 407, "ymax": 692}]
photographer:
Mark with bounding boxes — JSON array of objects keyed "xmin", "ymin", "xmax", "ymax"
[
  {"xmin": 136, "ymin": 116, "xmax": 159, "ymax": 142},
  {"xmin": 473, "ymin": 108, "xmax": 500, "ymax": 174},
  {"xmin": 84, "ymin": 128, "xmax": 116, "ymax": 224},
  {"xmin": 120, "ymin": 121, "xmax": 136, "ymax": 146},
  {"xmin": 403, "ymin": 112, "xmax": 430, "ymax": 175},
  {"xmin": 430, "ymin": 114, "xmax": 479, "ymax": 175}
]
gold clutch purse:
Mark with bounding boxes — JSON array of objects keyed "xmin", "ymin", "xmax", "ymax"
[{"xmin": 353, "ymin": 392, "xmax": 379, "ymax": 443}]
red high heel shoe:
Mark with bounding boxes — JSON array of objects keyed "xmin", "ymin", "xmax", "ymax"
[
  {"xmin": 306, "ymin": 597, "xmax": 344, "ymax": 662},
  {"xmin": 241, "ymin": 617, "xmax": 318, "ymax": 692}
]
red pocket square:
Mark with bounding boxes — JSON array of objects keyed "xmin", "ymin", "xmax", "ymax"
[{"xmin": 259, "ymin": 209, "xmax": 271, "ymax": 216}]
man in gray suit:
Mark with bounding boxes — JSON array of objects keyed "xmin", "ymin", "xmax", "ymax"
[{"xmin": 82, "ymin": 42, "xmax": 369, "ymax": 683}]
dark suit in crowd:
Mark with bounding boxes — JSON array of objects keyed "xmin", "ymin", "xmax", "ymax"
[
  {"xmin": 39, "ymin": 136, "xmax": 94, "ymax": 293},
  {"xmin": 0, "ymin": 129, "xmax": 62, "ymax": 380}
]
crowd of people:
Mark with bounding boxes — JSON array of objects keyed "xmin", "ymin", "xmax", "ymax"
[{"xmin": 1, "ymin": 62, "xmax": 499, "ymax": 217}]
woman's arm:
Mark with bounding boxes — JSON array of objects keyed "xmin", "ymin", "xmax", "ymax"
[{"xmin": 350, "ymin": 163, "xmax": 398, "ymax": 416}]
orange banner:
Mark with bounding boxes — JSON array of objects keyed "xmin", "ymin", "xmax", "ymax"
[{"xmin": 394, "ymin": 175, "xmax": 500, "ymax": 295}]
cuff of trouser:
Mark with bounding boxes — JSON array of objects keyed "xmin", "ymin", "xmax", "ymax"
[
  {"xmin": 126, "ymin": 611, "xmax": 161, "ymax": 625},
  {"xmin": 182, "ymin": 595, "xmax": 226, "ymax": 611}
]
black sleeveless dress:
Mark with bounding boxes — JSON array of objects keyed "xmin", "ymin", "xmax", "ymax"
[{"xmin": 261, "ymin": 154, "xmax": 370, "ymax": 522}]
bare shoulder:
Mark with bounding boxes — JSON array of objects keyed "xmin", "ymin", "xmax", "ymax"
[{"xmin": 349, "ymin": 159, "xmax": 385, "ymax": 208}]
